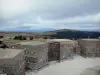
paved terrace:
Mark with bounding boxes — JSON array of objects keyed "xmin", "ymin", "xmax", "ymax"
[
  {"xmin": 80, "ymin": 66, "xmax": 100, "ymax": 75},
  {"xmin": 26, "ymin": 55, "xmax": 100, "ymax": 75}
]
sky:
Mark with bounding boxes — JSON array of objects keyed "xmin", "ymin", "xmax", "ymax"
[{"xmin": 0, "ymin": 0, "xmax": 100, "ymax": 32}]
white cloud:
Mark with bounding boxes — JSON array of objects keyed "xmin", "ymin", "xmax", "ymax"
[
  {"xmin": 0, "ymin": 0, "xmax": 85, "ymax": 19},
  {"xmin": 0, "ymin": 0, "xmax": 32, "ymax": 18},
  {"xmin": 0, "ymin": 13, "xmax": 100, "ymax": 31},
  {"xmin": 29, "ymin": 0, "xmax": 84, "ymax": 9},
  {"xmin": 0, "ymin": 0, "xmax": 100, "ymax": 31},
  {"xmin": 37, "ymin": 13, "xmax": 100, "ymax": 24}
]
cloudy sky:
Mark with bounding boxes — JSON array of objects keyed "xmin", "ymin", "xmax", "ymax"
[{"xmin": 0, "ymin": 0, "xmax": 100, "ymax": 32}]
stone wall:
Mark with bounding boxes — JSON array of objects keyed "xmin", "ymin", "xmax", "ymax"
[
  {"xmin": 78, "ymin": 39, "xmax": 100, "ymax": 57},
  {"xmin": 60, "ymin": 43, "xmax": 74, "ymax": 60},
  {"xmin": 48, "ymin": 42, "xmax": 60, "ymax": 61},
  {"xmin": 48, "ymin": 41, "xmax": 76, "ymax": 61},
  {"xmin": 0, "ymin": 73, "xmax": 6, "ymax": 75},
  {"xmin": 11, "ymin": 43, "xmax": 48, "ymax": 70},
  {"xmin": 73, "ymin": 45, "xmax": 81, "ymax": 54},
  {"xmin": 0, "ymin": 50, "xmax": 25, "ymax": 75}
]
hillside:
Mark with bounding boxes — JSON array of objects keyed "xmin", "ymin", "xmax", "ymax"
[
  {"xmin": 0, "ymin": 29, "xmax": 100, "ymax": 39},
  {"xmin": 46, "ymin": 29, "xmax": 100, "ymax": 39}
]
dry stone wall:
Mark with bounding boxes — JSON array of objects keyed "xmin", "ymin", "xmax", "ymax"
[
  {"xmin": 0, "ymin": 51, "xmax": 25, "ymax": 75},
  {"xmin": 11, "ymin": 43, "xmax": 48, "ymax": 70},
  {"xmin": 78, "ymin": 39, "xmax": 100, "ymax": 57}
]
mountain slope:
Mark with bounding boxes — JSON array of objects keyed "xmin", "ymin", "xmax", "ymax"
[{"xmin": 47, "ymin": 29, "xmax": 100, "ymax": 39}]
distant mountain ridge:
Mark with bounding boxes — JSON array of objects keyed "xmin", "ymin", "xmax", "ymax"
[
  {"xmin": 48, "ymin": 29, "xmax": 100, "ymax": 32},
  {"xmin": 0, "ymin": 29, "xmax": 100, "ymax": 39},
  {"xmin": 46, "ymin": 29, "xmax": 100, "ymax": 39}
]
